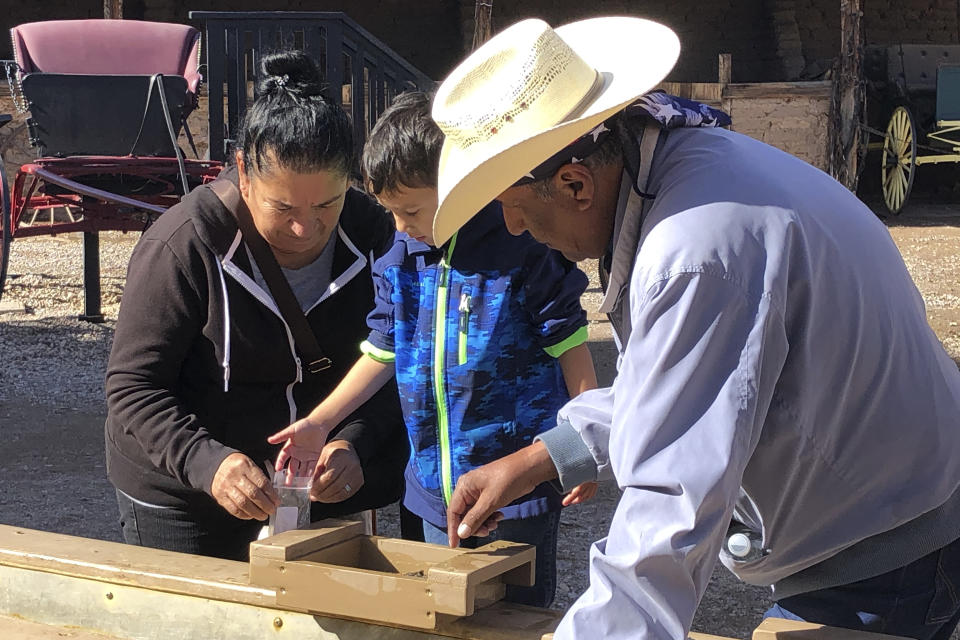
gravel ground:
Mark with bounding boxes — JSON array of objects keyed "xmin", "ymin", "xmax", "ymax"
[{"xmin": 1, "ymin": 201, "xmax": 959, "ymax": 637}]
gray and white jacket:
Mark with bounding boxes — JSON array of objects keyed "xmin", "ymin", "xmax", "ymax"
[{"xmin": 539, "ymin": 123, "xmax": 960, "ymax": 640}]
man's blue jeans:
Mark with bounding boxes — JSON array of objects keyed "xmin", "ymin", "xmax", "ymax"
[
  {"xmin": 422, "ymin": 510, "xmax": 560, "ymax": 608},
  {"xmin": 766, "ymin": 537, "xmax": 960, "ymax": 640}
]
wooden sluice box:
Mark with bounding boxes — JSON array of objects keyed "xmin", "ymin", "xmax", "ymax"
[
  {"xmin": 0, "ymin": 519, "xmax": 560, "ymax": 639},
  {"xmin": 247, "ymin": 519, "xmax": 536, "ymax": 627},
  {"xmin": 0, "ymin": 520, "xmax": 919, "ymax": 640}
]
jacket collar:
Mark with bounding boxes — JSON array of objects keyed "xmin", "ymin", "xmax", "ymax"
[{"xmin": 598, "ymin": 120, "xmax": 663, "ymax": 315}]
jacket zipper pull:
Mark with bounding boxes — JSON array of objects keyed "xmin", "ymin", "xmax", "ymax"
[
  {"xmin": 458, "ymin": 293, "xmax": 471, "ymax": 333},
  {"xmin": 294, "ymin": 356, "xmax": 303, "ymax": 383}
]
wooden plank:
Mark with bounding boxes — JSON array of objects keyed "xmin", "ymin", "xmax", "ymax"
[
  {"xmin": 254, "ymin": 558, "xmax": 440, "ymax": 628},
  {"xmin": 0, "ymin": 524, "xmax": 271, "ymax": 607},
  {"xmin": 0, "ymin": 299, "xmax": 26, "ymax": 315},
  {"xmin": 428, "ymin": 540, "xmax": 535, "ymax": 590},
  {"xmin": 658, "ymin": 81, "xmax": 723, "ymax": 102},
  {"xmin": 249, "ymin": 519, "xmax": 364, "ymax": 561},
  {"xmin": 718, "ymin": 53, "xmax": 732, "ymax": 85},
  {"xmin": 722, "ymin": 81, "xmax": 833, "ymax": 98},
  {"xmin": 753, "ymin": 618, "xmax": 913, "ymax": 640},
  {"xmin": 0, "ymin": 563, "xmax": 443, "ymax": 639},
  {"xmin": 691, "ymin": 633, "xmax": 739, "ymax": 640}
]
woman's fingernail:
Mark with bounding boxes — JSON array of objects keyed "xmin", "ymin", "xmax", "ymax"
[{"xmin": 457, "ymin": 523, "xmax": 470, "ymax": 538}]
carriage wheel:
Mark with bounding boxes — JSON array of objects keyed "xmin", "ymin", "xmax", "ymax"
[
  {"xmin": 881, "ymin": 105, "xmax": 917, "ymax": 215},
  {"xmin": 0, "ymin": 161, "xmax": 10, "ymax": 303}
]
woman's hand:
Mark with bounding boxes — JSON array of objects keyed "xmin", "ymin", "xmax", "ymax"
[
  {"xmin": 562, "ymin": 481, "xmax": 598, "ymax": 507},
  {"xmin": 267, "ymin": 415, "xmax": 334, "ymax": 478},
  {"xmin": 310, "ymin": 440, "xmax": 364, "ymax": 503},
  {"xmin": 211, "ymin": 453, "xmax": 280, "ymax": 520}
]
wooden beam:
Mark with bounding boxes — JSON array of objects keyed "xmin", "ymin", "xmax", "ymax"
[
  {"xmin": 656, "ymin": 80, "xmax": 831, "ymax": 103},
  {"xmin": 472, "ymin": 1, "xmax": 493, "ymax": 50},
  {"xmin": 718, "ymin": 53, "xmax": 732, "ymax": 85},
  {"xmin": 828, "ymin": 0, "xmax": 865, "ymax": 191},
  {"xmin": 103, "ymin": 0, "xmax": 122, "ymax": 19},
  {"xmin": 752, "ymin": 617, "xmax": 912, "ymax": 640},
  {"xmin": 723, "ymin": 81, "xmax": 833, "ymax": 98}
]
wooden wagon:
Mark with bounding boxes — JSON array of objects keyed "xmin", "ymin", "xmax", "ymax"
[{"xmin": 863, "ymin": 44, "xmax": 960, "ymax": 214}]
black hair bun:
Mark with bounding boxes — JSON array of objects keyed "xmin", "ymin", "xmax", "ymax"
[{"xmin": 259, "ymin": 50, "xmax": 324, "ymax": 98}]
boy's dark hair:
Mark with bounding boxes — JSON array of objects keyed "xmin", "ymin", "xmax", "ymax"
[
  {"xmin": 362, "ymin": 91, "xmax": 443, "ymax": 195},
  {"xmin": 237, "ymin": 50, "xmax": 354, "ymax": 177}
]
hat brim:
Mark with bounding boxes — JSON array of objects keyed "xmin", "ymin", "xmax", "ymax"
[{"xmin": 432, "ymin": 16, "xmax": 680, "ymax": 246}]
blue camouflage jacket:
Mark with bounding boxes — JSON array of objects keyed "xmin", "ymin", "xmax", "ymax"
[{"xmin": 361, "ymin": 202, "xmax": 589, "ymax": 528}]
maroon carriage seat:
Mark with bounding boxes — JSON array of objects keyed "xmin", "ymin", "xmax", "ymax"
[
  {"xmin": 9, "ymin": 19, "xmax": 203, "ymax": 157},
  {"xmin": 11, "ymin": 19, "xmax": 201, "ymax": 93}
]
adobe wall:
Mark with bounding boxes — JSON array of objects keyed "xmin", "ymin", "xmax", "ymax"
[{"xmin": 727, "ymin": 89, "xmax": 832, "ymax": 170}]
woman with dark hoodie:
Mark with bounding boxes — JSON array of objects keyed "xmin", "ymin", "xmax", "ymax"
[{"xmin": 104, "ymin": 51, "xmax": 407, "ymax": 560}]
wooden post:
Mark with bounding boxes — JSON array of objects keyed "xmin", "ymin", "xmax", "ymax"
[
  {"xmin": 103, "ymin": 0, "xmax": 122, "ymax": 19},
  {"xmin": 472, "ymin": 1, "xmax": 493, "ymax": 51},
  {"xmin": 719, "ymin": 53, "xmax": 733, "ymax": 118},
  {"xmin": 718, "ymin": 53, "xmax": 732, "ymax": 85},
  {"xmin": 829, "ymin": 0, "xmax": 865, "ymax": 191}
]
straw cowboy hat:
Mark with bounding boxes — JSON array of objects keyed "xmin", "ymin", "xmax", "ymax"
[{"xmin": 431, "ymin": 16, "xmax": 680, "ymax": 246}]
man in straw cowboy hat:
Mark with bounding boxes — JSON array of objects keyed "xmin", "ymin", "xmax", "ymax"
[{"xmin": 430, "ymin": 16, "xmax": 960, "ymax": 640}]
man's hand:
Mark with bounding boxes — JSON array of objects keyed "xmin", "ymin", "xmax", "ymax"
[
  {"xmin": 267, "ymin": 416, "xmax": 333, "ymax": 479},
  {"xmin": 446, "ymin": 441, "xmax": 559, "ymax": 547},
  {"xmin": 310, "ymin": 440, "xmax": 364, "ymax": 503},
  {"xmin": 211, "ymin": 453, "xmax": 280, "ymax": 520},
  {"xmin": 562, "ymin": 480, "xmax": 599, "ymax": 506}
]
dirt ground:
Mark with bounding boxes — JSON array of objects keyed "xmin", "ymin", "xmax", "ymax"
[{"xmin": 0, "ymin": 199, "xmax": 959, "ymax": 638}]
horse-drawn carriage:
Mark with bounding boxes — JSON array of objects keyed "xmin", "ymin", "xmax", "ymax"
[
  {"xmin": 0, "ymin": 18, "xmax": 223, "ymax": 320},
  {"xmin": 864, "ymin": 43, "xmax": 960, "ymax": 215}
]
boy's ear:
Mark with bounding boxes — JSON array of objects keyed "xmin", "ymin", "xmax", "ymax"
[{"xmin": 555, "ymin": 163, "xmax": 595, "ymax": 212}]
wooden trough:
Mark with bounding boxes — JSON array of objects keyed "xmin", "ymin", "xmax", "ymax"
[{"xmin": 0, "ymin": 520, "xmax": 916, "ymax": 640}]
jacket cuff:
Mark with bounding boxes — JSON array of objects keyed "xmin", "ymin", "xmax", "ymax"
[
  {"xmin": 360, "ymin": 339, "xmax": 395, "ymax": 363},
  {"xmin": 364, "ymin": 330, "xmax": 395, "ymax": 356},
  {"xmin": 543, "ymin": 325, "xmax": 588, "ymax": 358},
  {"xmin": 535, "ymin": 418, "xmax": 598, "ymax": 492},
  {"xmin": 183, "ymin": 439, "xmax": 238, "ymax": 495},
  {"xmin": 330, "ymin": 421, "xmax": 369, "ymax": 464}
]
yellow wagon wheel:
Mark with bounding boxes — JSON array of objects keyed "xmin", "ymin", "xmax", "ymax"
[{"xmin": 881, "ymin": 105, "xmax": 917, "ymax": 215}]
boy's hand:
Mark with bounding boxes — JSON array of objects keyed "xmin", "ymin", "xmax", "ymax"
[
  {"xmin": 267, "ymin": 416, "xmax": 333, "ymax": 479},
  {"xmin": 562, "ymin": 481, "xmax": 598, "ymax": 507}
]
